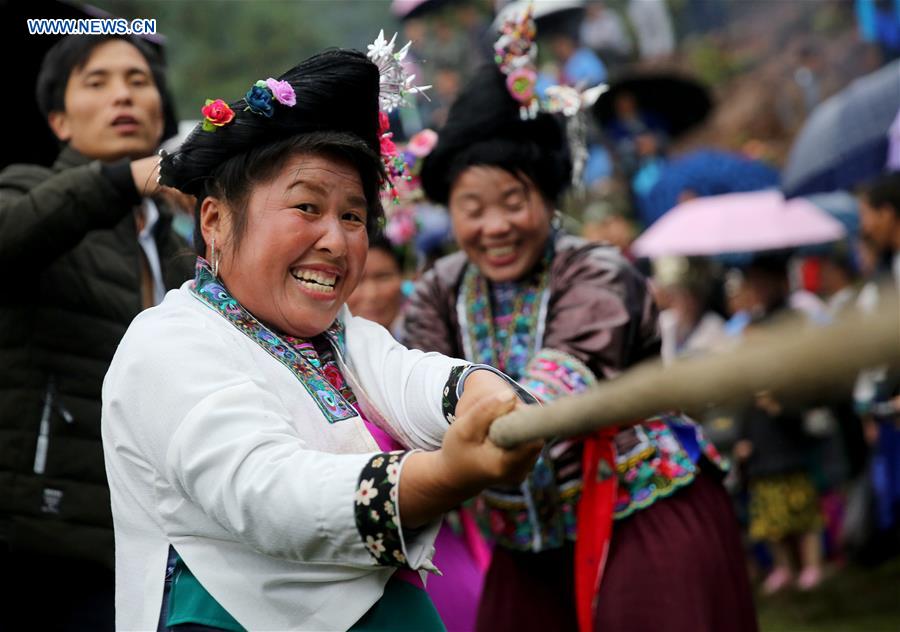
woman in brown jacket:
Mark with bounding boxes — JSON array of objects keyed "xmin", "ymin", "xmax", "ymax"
[{"xmin": 402, "ymin": 61, "xmax": 757, "ymax": 632}]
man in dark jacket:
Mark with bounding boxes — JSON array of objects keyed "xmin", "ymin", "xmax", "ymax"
[
  {"xmin": 0, "ymin": 34, "xmax": 193, "ymax": 630},
  {"xmin": 855, "ymin": 173, "xmax": 900, "ymax": 560}
]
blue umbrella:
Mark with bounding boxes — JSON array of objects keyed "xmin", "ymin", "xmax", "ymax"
[
  {"xmin": 792, "ymin": 190, "xmax": 859, "ymax": 257},
  {"xmin": 802, "ymin": 191, "xmax": 859, "ymax": 238},
  {"xmin": 782, "ymin": 60, "xmax": 900, "ymax": 197},
  {"xmin": 637, "ymin": 149, "xmax": 780, "ymax": 227},
  {"xmin": 414, "ymin": 203, "xmax": 452, "ymax": 257}
]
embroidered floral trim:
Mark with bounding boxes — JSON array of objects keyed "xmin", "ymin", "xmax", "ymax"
[
  {"xmin": 459, "ymin": 364, "xmax": 540, "ymax": 404},
  {"xmin": 614, "ymin": 425, "xmax": 657, "ymax": 472},
  {"xmin": 477, "ymin": 477, "xmax": 582, "ymax": 551},
  {"xmin": 442, "ymin": 363, "xmax": 539, "ymax": 425},
  {"xmin": 454, "ymin": 245, "xmax": 730, "ymax": 547},
  {"xmin": 520, "ymin": 348, "xmax": 596, "ymax": 403},
  {"xmin": 460, "ymin": 245, "xmax": 552, "ymax": 379},
  {"xmin": 282, "ymin": 335, "xmax": 358, "ymax": 406},
  {"xmin": 475, "ymin": 350, "xmax": 588, "ymax": 551},
  {"xmin": 189, "ymin": 257, "xmax": 356, "ymax": 423},
  {"xmin": 442, "ymin": 365, "xmax": 466, "ymax": 424},
  {"xmin": 355, "ymin": 450, "xmax": 411, "ymax": 567},
  {"xmin": 612, "ymin": 414, "xmax": 728, "ymax": 520}
]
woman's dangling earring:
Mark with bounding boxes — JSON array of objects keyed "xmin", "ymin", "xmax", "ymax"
[{"xmin": 210, "ymin": 236, "xmax": 219, "ymax": 278}]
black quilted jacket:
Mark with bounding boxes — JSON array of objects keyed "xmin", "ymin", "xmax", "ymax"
[{"xmin": 0, "ymin": 146, "xmax": 193, "ymax": 568}]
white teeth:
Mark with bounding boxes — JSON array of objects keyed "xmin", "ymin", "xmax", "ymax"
[
  {"xmin": 291, "ymin": 269, "xmax": 337, "ymax": 287},
  {"xmin": 486, "ymin": 246, "xmax": 515, "ymax": 257},
  {"xmin": 296, "ymin": 278, "xmax": 335, "ymax": 294}
]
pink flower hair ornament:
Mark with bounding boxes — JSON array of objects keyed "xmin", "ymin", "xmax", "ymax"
[
  {"xmin": 506, "ymin": 67, "xmax": 538, "ymax": 105},
  {"xmin": 492, "ymin": 3, "xmax": 540, "ymax": 120},
  {"xmin": 406, "ymin": 128, "xmax": 438, "ymax": 159},
  {"xmin": 266, "ymin": 78, "xmax": 296, "ymax": 107}
]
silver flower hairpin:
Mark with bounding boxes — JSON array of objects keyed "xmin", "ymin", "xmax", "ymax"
[
  {"xmin": 492, "ymin": 2, "xmax": 609, "ymax": 188},
  {"xmin": 367, "ymin": 30, "xmax": 431, "ymax": 113}
]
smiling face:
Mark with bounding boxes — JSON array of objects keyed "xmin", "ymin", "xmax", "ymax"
[
  {"xmin": 448, "ymin": 166, "xmax": 553, "ymax": 282},
  {"xmin": 346, "ymin": 246, "xmax": 404, "ymax": 329},
  {"xmin": 203, "ymin": 153, "xmax": 369, "ymax": 338},
  {"xmin": 48, "ymin": 39, "xmax": 164, "ymax": 161}
]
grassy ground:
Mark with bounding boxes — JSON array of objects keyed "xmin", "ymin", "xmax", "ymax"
[{"xmin": 756, "ymin": 557, "xmax": 900, "ymax": 631}]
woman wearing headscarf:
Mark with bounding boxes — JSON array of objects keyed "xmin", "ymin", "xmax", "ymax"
[
  {"xmin": 403, "ymin": 29, "xmax": 757, "ymax": 632},
  {"xmin": 101, "ymin": 45, "xmax": 543, "ymax": 631}
]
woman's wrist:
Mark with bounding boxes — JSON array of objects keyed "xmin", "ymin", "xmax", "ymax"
[
  {"xmin": 455, "ymin": 369, "xmax": 516, "ymax": 418},
  {"xmin": 399, "ymin": 450, "xmax": 483, "ymax": 528},
  {"xmin": 399, "ymin": 388, "xmax": 536, "ymax": 529}
]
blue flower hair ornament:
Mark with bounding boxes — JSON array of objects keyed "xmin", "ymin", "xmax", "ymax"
[{"xmin": 243, "ymin": 78, "xmax": 297, "ymax": 118}]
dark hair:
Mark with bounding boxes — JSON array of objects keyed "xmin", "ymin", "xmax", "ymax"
[
  {"xmin": 825, "ymin": 247, "xmax": 857, "ymax": 277},
  {"xmin": 159, "ymin": 49, "xmax": 386, "ymax": 255},
  {"xmin": 746, "ymin": 253, "xmax": 789, "ymax": 278},
  {"xmin": 35, "ymin": 34, "xmax": 178, "ymax": 143},
  {"xmin": 368, "ymin": 233, "xmax": 405, "ymax": 271},
  {"xmin": 190, "ymin": 131, "xmax": 384, "ymax": 256},
  {"xmin": 421, "ymin": 64, "xmax": 571, "ymax": 206},
  {"xmin": 443, "ymin": 136, "xmax": 568, "ymax": 206},
  {"xmin": 859, "ymin": 172, "xmax": 900, "ymax": 216}
]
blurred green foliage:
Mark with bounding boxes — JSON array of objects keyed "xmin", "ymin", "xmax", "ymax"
[
  {"xmin": 684, "ymin": 36, "xmax": 737, "ymax": 88},
  {"xmin": 85, "ymin": 0, "xmax": 395, "ymax": 122}
]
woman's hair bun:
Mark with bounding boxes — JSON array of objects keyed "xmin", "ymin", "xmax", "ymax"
[
  {"xmin": 159, "ymin": 49, "xmax": 381, "ymax": 197},
  {"xmin": 420, "ymin": 63, "xmax": 571, "ymax": 206}
]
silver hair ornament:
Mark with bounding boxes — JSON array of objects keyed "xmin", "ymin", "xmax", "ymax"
[{"xmin": 367, "ymin": 30, "xmax": 431, "ymax": 113}]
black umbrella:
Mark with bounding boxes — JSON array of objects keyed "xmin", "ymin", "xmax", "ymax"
[
  {"xmin": 1, "ymin": 0, "xmax": 177, "ymax": 170},
  {"xmin": 592, "ymin": 73, "xmax": 713, "ymax": 139}
]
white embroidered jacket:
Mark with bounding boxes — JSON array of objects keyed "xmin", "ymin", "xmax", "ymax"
[{"xmin": 101, "ymin": 283, "xmax": 462, "ymax": 631}]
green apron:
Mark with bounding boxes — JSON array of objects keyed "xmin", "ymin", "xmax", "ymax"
[{"xmin": 165, "ymin": 554, "xmax": 445, "ymax": 631}]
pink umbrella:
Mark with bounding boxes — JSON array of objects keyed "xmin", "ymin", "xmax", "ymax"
[
  {"xmin": 391, "ymin": 0, "xmax": 423, "ymax": 17},
  {"xmin": 631, "ymin": 190, "xmax": 846, "ymax": 258},
  {"xmin": 391, "ymin": 0, "xmax": 451, "ymax": 19}
]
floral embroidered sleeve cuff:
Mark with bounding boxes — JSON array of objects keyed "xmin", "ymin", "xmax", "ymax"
[
  {"xmin": 441, "ymin": 363, "xmax": 540, "ymax": 424},
  {"xmin": 354, "ymin": 450, "xmax": 438, "ymax": 572},
  {"xmin": 520, "ymin": 348, "xmax": 597, "ymax": 403},
  {"xmin": 441, "ymin": 365, "xmax": 467, "ymax": 424}
]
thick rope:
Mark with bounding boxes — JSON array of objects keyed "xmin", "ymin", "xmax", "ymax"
[{"xmin": 488, "ymin": 291, "xmax": 900, "ymax": 448}]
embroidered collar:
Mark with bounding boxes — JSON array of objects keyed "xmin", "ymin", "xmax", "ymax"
[
  {"xmin": 189, "ymin": 257, "xmax": 356, "ymax": 423},
  {"xmin": 458, "ymin": 241, "xmax": 553, "ymax": 380}
]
